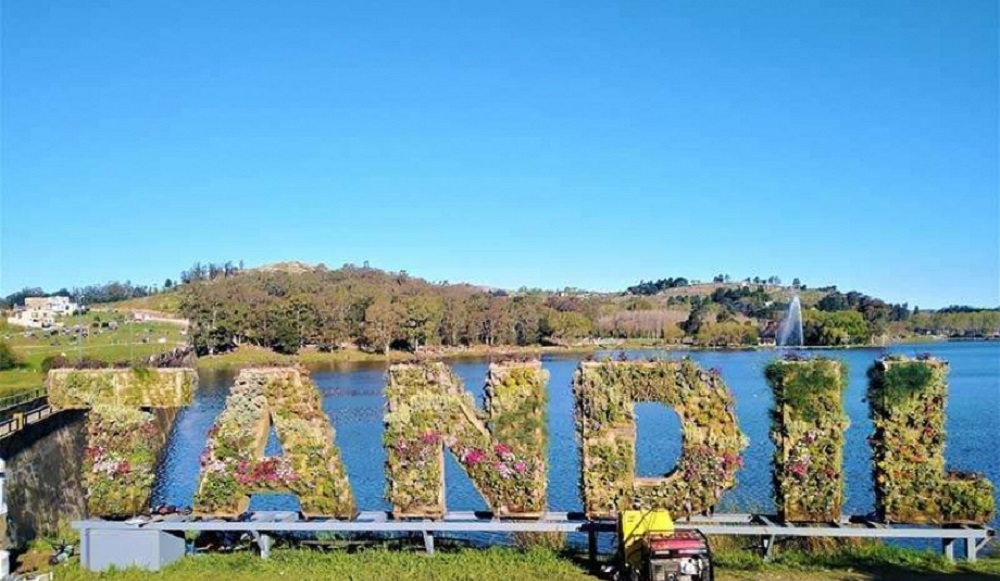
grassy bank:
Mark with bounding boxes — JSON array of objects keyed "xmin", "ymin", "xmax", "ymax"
[
  {"xmin": 50, "ymin": 548, "xmax": 594, "ymax": 581},
  {"xmin": 0, "ymin": 314, "xmax": 186, "ymax": 397},
  {"xmin": 194, "ymin": 343, "xmax": 606, "ymax": 371},
  {"xmin": 35, "ymin": 543, "xmax": 1000, "ymax": 581}
]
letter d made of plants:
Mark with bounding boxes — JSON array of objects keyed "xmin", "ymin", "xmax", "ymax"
[
  {"xmin": 574, "ymin": 359, "xmax": 748, "ymax": 519},
  {"xmin": 193, "ymin": 368, "xmax": 356, "ymax": 518}
]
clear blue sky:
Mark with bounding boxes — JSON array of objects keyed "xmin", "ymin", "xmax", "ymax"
[{"xmin": 1, "ymin": 1, "xmax": 997, "ymax": 308}]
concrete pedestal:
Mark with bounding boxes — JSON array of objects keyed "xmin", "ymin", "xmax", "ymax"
[{"xmin": 80, "ymin": 527, "xmax": 185, "ymax": 572}]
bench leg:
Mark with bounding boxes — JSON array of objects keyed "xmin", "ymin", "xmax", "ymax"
[
  {"xmin": 941, "ymin": 538, "xmax": 955, "ymax": 562},
  {"xmin": 423, "ymin": 531, "xmax": 435, "ymax": 555}
]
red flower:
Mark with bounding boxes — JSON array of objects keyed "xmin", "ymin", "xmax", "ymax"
[{"xmin": 493, "ymin": 443, "xmax": 512, "ymax": 456}]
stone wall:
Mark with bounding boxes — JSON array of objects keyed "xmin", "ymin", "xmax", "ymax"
[{"xmin": 0, "ymin": 407, "xmax": 177, "ymax": 548}]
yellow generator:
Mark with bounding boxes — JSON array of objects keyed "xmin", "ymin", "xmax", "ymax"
[{"xmin": 617, "ymin": 510, "xmax": 714, "ymax": 581}]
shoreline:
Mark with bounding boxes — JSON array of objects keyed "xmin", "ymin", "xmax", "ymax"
[{"xmin": 193, "ymin": 338, "xmax": 962, "ymax": 371}]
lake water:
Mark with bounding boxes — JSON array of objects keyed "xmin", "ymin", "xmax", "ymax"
[{"xmin": 151, "ymin": 341, "xmax": 1000, "ymax": 534}]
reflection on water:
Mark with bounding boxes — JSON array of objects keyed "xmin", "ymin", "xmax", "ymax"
[{"xmin": 153, "ymin": 342, "xmax": 1000, "ymax": 536}]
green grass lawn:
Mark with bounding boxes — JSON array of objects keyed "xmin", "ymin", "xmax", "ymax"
[
  {"xmin": 50, "ymin": 548, "xmax": 595, "ymax": 581},
  {"xmin": 0, "ymin": 313, "xmax": 188, "ymax": 397},
  {"xmin": 34, "ymin": 543, "xmax": 1000, "ymax": 581}
]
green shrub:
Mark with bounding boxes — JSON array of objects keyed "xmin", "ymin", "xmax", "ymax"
[
  {"xmin": 41, "ymin": 354, "xmax": 71, "ymax": 373},
  {"xmin": 0, "ymin": 340, "xmax": 20, "ymax": 370}
]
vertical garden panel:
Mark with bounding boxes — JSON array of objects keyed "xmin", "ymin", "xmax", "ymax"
[
  {"xmin": 766, "ymin": 358, "xmax": 849, "ymax": 522},
  {"xmin": 574, "ymin": 359, "xmax": 747, "ymax": 519},
  {"xmin": 868, "ymin": 357, "xmax": 994, "ymax": 524},
  {"xmin": 194, "ymin": 368, "xmax": 356, "ymax": 518},
  {"xmin": 384, "ymin": 361, "xmax": 549, "ymax": 518}
]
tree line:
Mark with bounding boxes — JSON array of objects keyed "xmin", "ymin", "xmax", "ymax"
[{"xmin": 178, "ymin": 265, "xmax": 606, "ymax": 355}]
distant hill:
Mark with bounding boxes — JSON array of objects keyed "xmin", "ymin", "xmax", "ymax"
[{"xmin": 7, "ymin": 261, "xmax": 998, "ymax": 357}]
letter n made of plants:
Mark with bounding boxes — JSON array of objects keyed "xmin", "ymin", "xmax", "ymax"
[
  {"xmin": 384, "ymin": 361, "xmax": 549, "ymax": 518},
  {"xmin": 868, "ymin": 356, "xmax": 994, "ymax": 524},
  {"xmin": 47, "ymin": 367, "xmax": 198, "ymax": 518},
  {"xmin": 193, "ymin": 368, "xmax": 356, "ymax": 518},
  {"xmin": 766, "ymin": 357, "xmax": 849, "ymax": 522},
  {"xmin": 574, "ymin": 360, "xmax": 747, "ymax": 519}
]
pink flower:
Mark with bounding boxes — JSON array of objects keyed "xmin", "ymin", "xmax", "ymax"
[
  {"xmin": 513, "ymin": 460, "xmax": 527, "ymax": 474},
  {"xmin": 421, "ymin": 432, "xmax": 440, "ymax": 445},
  {"xmin": 464, "ymin": 448, "xmax": 486, "ymax": 466},
  {"xmin": 493, "ymin": 443, "xmax": 512, "ymax": 456}
]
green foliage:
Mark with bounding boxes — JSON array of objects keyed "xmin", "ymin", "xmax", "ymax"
[
  {"xmin": 908, "ymin": 309, "xmax": 1000, "ymax": 337},
  {"xmin": 541, "ymin": 310, "xmax": 593, "ymax": 341},
  {"xmin": 867, "ymin": 357, "xmax": 994, "ymax": 523},
  {"xmin": 384, "ymin": 361, "xmax": 549, "ymax": 517},
  {"xmin": 40, "ymin": 354, "xmax": 71, "ymax": 373},
  {"xmin": 194, "ymin": 368, "xmax": 356, "ymax": 517},
  {"xmin": 766, "ymin": 359, "xmax": 849, "ymax": 521},
  {"xmin": 573, "ymin": 359, "xmax": 748, "ymax": 518},
  {"xmin": 802, "ymin": 309, "xmax": 869, "ymax": 345},
  {"xmin": 0, "ymin": 340, "xmax": 20, "ymax": 370},
  {"xmin": 696, "ymin": 321, "xmax": 759, "ymax": 347}
]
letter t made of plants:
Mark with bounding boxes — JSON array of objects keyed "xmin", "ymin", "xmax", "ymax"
[{"xmin": 46, "ymin": 367, "xmax": 198, "ymax": 517}]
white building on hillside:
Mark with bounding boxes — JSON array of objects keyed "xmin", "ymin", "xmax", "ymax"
[{"xmin": 6, "ymin": 296, "xmax": 81, "ymax": 328}]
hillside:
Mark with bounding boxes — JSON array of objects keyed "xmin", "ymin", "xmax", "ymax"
[{"xmin": 4, "ymin": 262, "xmax": 997, "ymax": 369}]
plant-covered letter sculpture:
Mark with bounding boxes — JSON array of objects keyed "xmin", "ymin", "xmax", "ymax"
[
  {"xmin": 766, "ymin": 358, "xmax": 849, "ymax": 522},
  {"xmin": 574, "ymin": 359, "xmax": 747, "ymax": 519},
  {"xmin": 867, "ymin": 357, "xmax": 994, "ymax": 524},
  {"xmin": 194, "ymin": 367, "xmax": 356, "ymax": 517},
  {"xmin": 384, "ymin": 361, "xmax": 549, "ymax": 518},
  {"xmin": 47, "ymin": 367, "xmax": 198, "ymax": 517}
]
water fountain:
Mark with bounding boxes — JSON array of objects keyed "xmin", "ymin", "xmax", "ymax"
[{"xmin": 777, "ymin": 296, "xmax": 803, "ymax": 347}]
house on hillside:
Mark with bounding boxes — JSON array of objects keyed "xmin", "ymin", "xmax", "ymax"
[{"xmin": 6, "ymin": 296, "xmax": 81, "ymax": 328}]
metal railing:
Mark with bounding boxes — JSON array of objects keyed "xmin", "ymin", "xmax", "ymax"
[
  {"xmin": 0, "ymin": 387, "xmax": 46, "ymax": 414},
  {"xmin": 73, "ymin": 510, "xmax": 995, "ymax": 571}
]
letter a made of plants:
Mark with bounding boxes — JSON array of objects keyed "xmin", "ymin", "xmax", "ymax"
[
  {"xmin": 384, "ymin": 361, "xmax": 549, "ymax": 518},
  {"xmin": 867, "ymin": 356, "xmax": 994, "ymax": 524},
  {"xmin": 573, "ymin": 359, "xmax": 748, "ymax": 519},
  {"xmin": 194, "ymin": 367, "xmax": 356, "ymax": 518}
]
